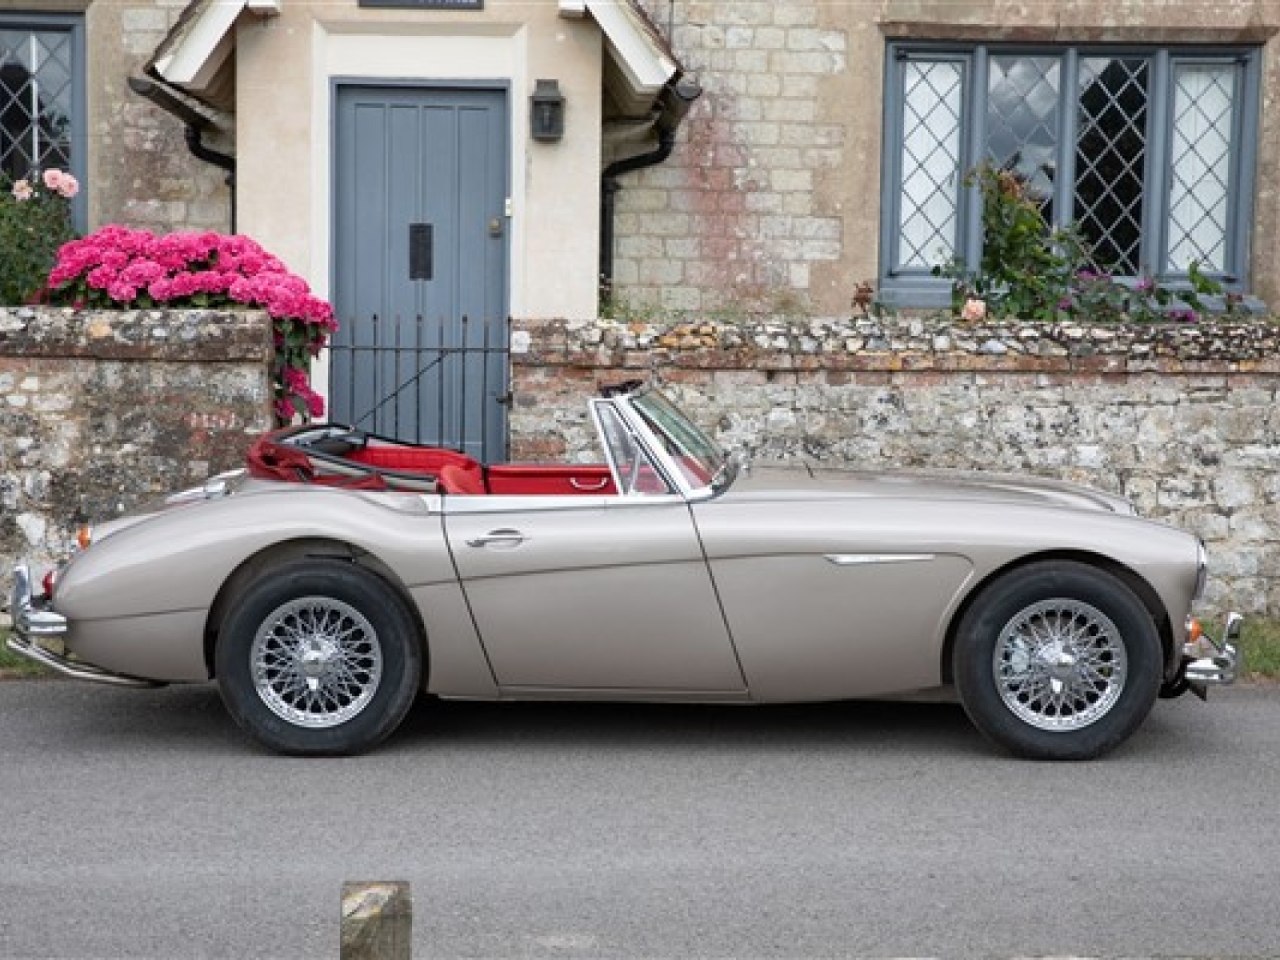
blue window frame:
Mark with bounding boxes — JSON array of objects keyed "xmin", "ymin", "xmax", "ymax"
[
  {"xmin": 0, "ymin": 12, "xmax": 86, "ymax": 228},
  {"xmin": 878, "ymin": 42, "xmax": 1262, "ymax": 308}
]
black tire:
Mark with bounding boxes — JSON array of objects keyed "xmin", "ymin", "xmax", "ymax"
[
  {"xmin": 216, "ymin": 559, "xmax": 423, "ymax": 756},
  {"xmin": 953, "ymin": 560, "xmax": 1162, "ymax": 760}
]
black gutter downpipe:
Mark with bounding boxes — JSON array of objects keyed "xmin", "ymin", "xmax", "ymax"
[
  {"xmin": 600, "ymin": 127, "xmax": 675, "ymax": 288},
  {"xmin": 182, "ymin": 126, "xmax": 237, "ymax": 233},
  {"xmin": 127, "ymin": 75, "xmax": 237, "ymax": 233},
  {"xmin": 599, "ymin": 76, "xmax": 701, "ymax": 292}
]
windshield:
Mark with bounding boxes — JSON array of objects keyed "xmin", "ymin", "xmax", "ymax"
[{"xmin": 630, "ymin": 388, "xmax": 729, "ymax": 491}]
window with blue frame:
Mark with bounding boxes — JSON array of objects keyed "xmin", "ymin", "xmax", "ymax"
[
  {"xmin": 0, "ymin": 13, "xmax": 85, "ymax": 228},
  {"xmin": 878, "ymin": 43, "xmax": 1261, "ymax": 308}
]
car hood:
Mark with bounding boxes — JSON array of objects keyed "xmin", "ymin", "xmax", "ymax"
[{"xmin": 726, "ymin": 463, "xmax": 1136, "ymax": 515}]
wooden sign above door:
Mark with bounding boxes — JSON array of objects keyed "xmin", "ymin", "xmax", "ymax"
[{"xmin": 358, "ymin": 0, "xmax": 481, "ymax": 8}]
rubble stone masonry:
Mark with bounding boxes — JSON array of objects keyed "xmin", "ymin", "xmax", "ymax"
[
  {"xmin": 511, "ymin": 316, "xmax": 1280, "ymax": 616},
  {"xmin": 0, "ymin": 307, "xmax": 271, "ymax": 580}
]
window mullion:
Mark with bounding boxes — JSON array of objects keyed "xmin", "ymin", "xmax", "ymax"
[
  {"xmin": 1146, "ymin": 50, "xmax": 1170, "ymax": 280},
  {"xmin": 965, "ymin": 46, "xmax": 987, "ymax": 270},
  {"xmin": 1228, "ymin": 51, "xmax": 1260, "ymax": 286},
  {"xmin": 1056, "ymin": 49, "xmax": 1079, "ymax": 231},
  {"xmin": 28, "ymin": 33, "xmax": 40, "ymax": 171}
]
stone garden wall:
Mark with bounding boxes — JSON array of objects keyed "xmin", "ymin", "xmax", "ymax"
[
  {"xmin": 510, "ymin": 316, "xmax": 1280, "ymax": 616},
  {"xmin": 4, "ymin": 308, "xmax": 1276, "ymax": 618},
  {"xmin": 0, "ymin": 307, "xmax": 272, "ymax": 583}
]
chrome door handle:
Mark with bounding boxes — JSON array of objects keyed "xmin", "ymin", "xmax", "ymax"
[
  {"xmin": 466, "ymin": 529, "xmax": 528, "ymax": 548},
  {"xmin": 569, "ymin": 477, "xmax": 609, "ymax": 491}
]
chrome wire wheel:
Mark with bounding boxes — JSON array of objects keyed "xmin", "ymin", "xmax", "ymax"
[
  {"xmin": 993, "ymin": 598, "xmax": 1128, "ymax": 732},
  {"xmin": 250, "ymin": 596, "xmax": 383, "ymax": 729}
]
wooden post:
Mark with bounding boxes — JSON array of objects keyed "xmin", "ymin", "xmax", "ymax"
[{"xmin": 341, "ymin": 881, "xmax": 412, "ymax": 960}]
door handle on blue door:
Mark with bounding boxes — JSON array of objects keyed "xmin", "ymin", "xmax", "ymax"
[{"xmin": 465, "ymin": 529, "xmax": 527, "ymax": 548}]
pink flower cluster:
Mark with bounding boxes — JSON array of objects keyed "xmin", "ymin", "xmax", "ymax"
[
  {"xmin": 48, "ymin": 226, "xmax": 336, "ymax": 330},
  {"xmin": 43, "ymin": 169, "xmax": 79, "ymax": 199},
  {"xmin": 47, "ymin": 226, "xmax": 337, "ymax": 422},
  {"xmin": 280, "ymin": 367, "xmax": 325, "ymax": 421},
  {"xmin": 9, "ymin": 168, "xmax": 78, "ymax": 202}
]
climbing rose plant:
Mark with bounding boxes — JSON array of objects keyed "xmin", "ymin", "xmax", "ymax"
[
  {"xmin": 0, "ymin": 168, "xmax": 79, "ymax": 305},
  {"xmin": 45, "ymin": 226, "xmax": 336, "ymax": 423}
]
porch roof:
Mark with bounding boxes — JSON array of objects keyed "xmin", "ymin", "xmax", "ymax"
[
  {"xmin": 145, "ymin": 0, "xmax": 682, "ymax": 120},
  {"xmin": 557, "ymin": 0, "xmax": 683, "ymax": 118}
]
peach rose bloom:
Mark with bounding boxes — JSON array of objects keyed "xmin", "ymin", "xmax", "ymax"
[{"xmin": 961, "ymin": 298, "xmax": 987, "ymax": 322}]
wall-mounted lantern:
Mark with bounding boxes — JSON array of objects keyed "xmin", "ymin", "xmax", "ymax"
[{"xmin": 530, "ymin": 79, "xmax": 565, "ymax": 142}]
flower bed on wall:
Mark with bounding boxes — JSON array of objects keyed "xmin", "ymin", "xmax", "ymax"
[{"xmin": 42, "ymin": 227, "xmax": 334, "ymax": 422}]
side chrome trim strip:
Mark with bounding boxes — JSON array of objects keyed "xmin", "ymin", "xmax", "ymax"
[{"xmin": 824, "ymin": 553, "xmax": 937, "ymax": 566}]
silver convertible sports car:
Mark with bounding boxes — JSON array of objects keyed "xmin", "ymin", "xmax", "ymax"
[{"xmin": 9, "ymin": 382, "xmax": 1239, "ymax": 759}]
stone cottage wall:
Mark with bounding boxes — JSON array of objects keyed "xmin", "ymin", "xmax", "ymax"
[
  {"xmin": 617, "ymin": 0, "xmax": 1280, "ymax": 316},
  {"xmin": 511, "ymin": 316, "xmax": 1280, "ymax": 616},
  {"xmin": 0, "ymin": 307, "xmax": 271, "ymax": 582},
  {"xmin": 90, "ymin": 2, "xmax": 232, "ymax": 233}
]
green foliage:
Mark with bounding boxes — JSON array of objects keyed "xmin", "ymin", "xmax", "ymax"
[
  {"xmin": 0, "ymin": 628, "xmax": 51, "ymax": 678},
  {"xmin": 934, "ymin": 162, "xmax": 1241, "ymax": 323},
  {"xmin": 0, "ymin": 170, "xmax": 77, "ymax": 305},
  {"xmin": 1239, "ymin": 618, "xmax": 1280, "ymax": 682}
]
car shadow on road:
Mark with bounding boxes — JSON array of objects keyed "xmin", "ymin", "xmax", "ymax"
[
  {"xmin": 21, "ymin": 680, "xmax": 993, "ymax": 758},
  {"xmin": 393, "ymin": 693, "xmax": 991, "ymax": 759},
  {"xmin": 22, "ymin": 679, "xmax": 1239, "ymax": 761}
]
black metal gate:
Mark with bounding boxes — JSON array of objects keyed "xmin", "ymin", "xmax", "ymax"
[{"xmin": 328, "ymin": 314, "xmax": 510, "ymax": 462}]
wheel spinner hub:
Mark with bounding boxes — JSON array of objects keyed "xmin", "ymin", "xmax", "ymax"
[
  {"xmin": 995, "ymin": 598, "xmax": 1128, "ymax": 732},
  {"xmin": 250, "ymin": 596, "xmax": 384, "ymax": 729}
]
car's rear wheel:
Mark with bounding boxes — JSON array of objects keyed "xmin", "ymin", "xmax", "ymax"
[
  {"xmin": 216, "ymin": 559, "xmax": 422, "ymax": 755},
  {"xmin": 953, "ymin": 560, "xmax": 1162, "ymax": 760}
]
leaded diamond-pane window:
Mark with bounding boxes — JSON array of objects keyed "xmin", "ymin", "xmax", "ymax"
[
  {"xmin": 1168, "ymin": 62, "xmax": 1237, "ymax": 273},
  {"xmin": 987, "ymin": 55, "xmax": 1060, "ymax": 221},
  {"xmin": 0, "ymin": 14, "xmax": 83, "ymax": 223},
  {"xmin": 1075, "ymin": 57, "xmax": 1148, "ymax": 275},
  {"xmin": 880, "ymin": 43, "xmax": 1260, "ymax": 306},
  {"xmin": 897, "ymin": 60, "xmax": 964, "ymax": 269}
]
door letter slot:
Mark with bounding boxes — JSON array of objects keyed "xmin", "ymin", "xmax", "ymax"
[{"xmin": 409, "ymin": 223, "xmax": 433, "ymax": 281}]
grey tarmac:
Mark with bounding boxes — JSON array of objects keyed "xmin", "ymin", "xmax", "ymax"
[{"xmin": 0, "ymin": 680, "xmax": 1277, "ymax": 959}]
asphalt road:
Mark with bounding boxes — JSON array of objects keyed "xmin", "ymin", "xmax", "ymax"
[{"xmin": 0, "ymin": 680, "xmax": 1277, "ymax": 960}]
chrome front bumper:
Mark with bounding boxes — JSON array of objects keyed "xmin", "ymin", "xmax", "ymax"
[
  {"xmin": 1183, "ymin": 612, "xmax": 1243, "ymax": 686},
  {"xmin": 6, "ymin": 563, "xmax": 162, "ymax": 688}
]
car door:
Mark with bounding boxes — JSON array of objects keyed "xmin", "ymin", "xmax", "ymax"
[{"xmin": 444, "ymin": 492, "xmax": 747, "ymax": 694}]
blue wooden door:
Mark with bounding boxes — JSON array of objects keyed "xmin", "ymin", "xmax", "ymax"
[{"xmin": 331, "ymin": 85, "xmax": 509, "ymax": 460}]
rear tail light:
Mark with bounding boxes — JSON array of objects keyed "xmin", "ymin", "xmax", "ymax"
[{"xmin": 41, "ymin": 568, "xmax": 57, "ymax": 598}]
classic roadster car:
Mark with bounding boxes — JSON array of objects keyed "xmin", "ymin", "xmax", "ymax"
[{"xmin": 8, "ymin": 382, "xmax": 1239, "ymax": 759}]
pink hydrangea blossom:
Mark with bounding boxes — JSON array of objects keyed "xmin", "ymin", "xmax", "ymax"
[{"xmin": 46, "ymin": 225, "xmax": 336, "ymax": 423}]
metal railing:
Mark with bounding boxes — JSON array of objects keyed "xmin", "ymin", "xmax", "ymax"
[{"xmin": 328, "ymin": 314, "xmax": 510, "ymax": 462}]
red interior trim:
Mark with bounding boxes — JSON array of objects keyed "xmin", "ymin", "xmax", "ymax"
[
  {"xmin": 348, "ymin": 447, "xmax": 479, "ymax": 474},
  {"xmin": 486, "ymin": 464, "xmax": 617, "ymax": 496}
]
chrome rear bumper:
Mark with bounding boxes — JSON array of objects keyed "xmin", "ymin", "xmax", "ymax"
[
  {"xmin": 8, "ymin": 563, "xmax": 67, "ymax": 640},
  {"xmin": 6, "ymin": 563, "xmax": 163, "ymax": 688}
]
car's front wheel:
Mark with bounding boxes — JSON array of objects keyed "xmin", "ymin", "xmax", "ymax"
[
  {"xmin": 216, "ymin": 559, "xmax": 423, "ymax": 755},
  {"xmin": 953, "ymin": 560, "xmax": 1163, "ymax": 760}
]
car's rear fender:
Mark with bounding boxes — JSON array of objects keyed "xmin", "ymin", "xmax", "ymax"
[{"xmin": 202, "ymin": 537, "xmax": 424, "ymax": 678}]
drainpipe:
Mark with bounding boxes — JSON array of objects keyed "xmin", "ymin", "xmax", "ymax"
[
  {"xmin": 127, "ymin": 75, "xmax": 237, "ymax": 233},
  {"xmin": 599, "ymin": 76, "xmax": 702, "ymax": 291}
]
